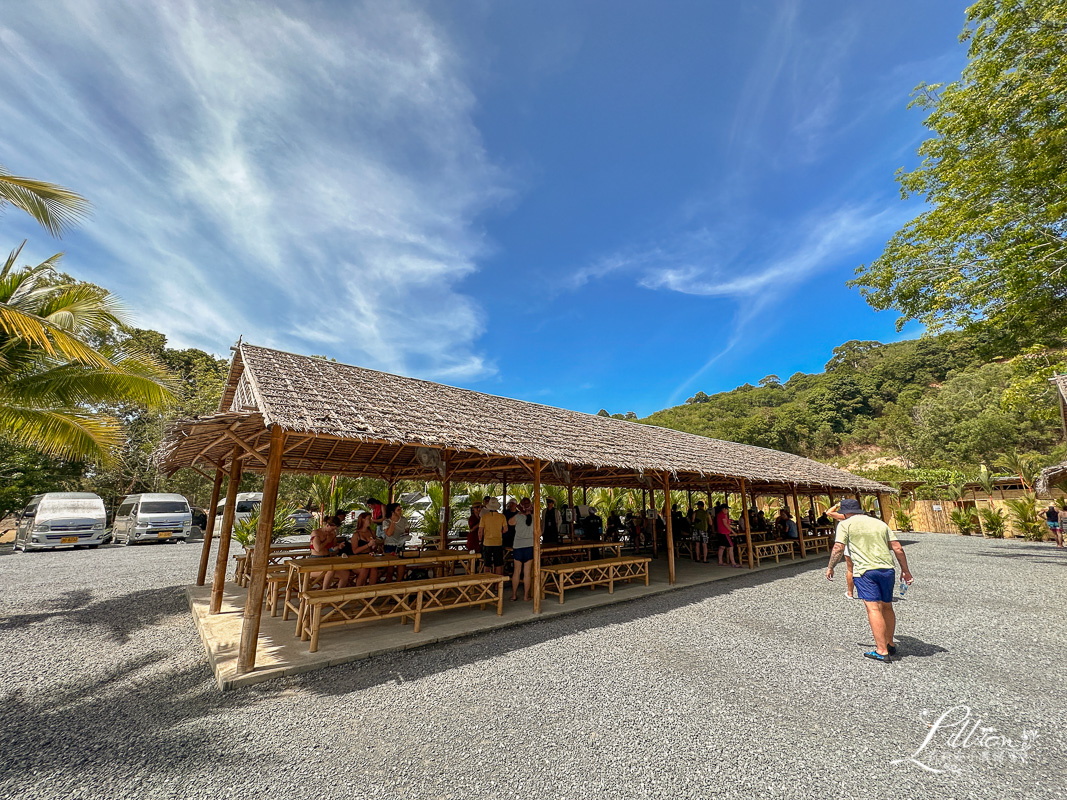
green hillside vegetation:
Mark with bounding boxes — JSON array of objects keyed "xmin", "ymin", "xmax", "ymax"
[{"xmin": 638, "ymin": 330, "xmax": 1065, "ymax": 480}]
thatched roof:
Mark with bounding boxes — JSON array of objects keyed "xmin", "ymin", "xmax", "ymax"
[
  {"xmin": 156, "ymin": 341, "xmax": 893, "ymax": 495},
  {"xmin": 1037, "ymin": 461, "xmax": 1067, "ymax": 496},
  {"xmin": 1051, "ymin": 373, "xmax": 1067, "ymax": 403}
]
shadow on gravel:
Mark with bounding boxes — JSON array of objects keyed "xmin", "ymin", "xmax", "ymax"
[
  {"xmin": 0, "ymin": 587, "xmax": 188, "ymax": 643},
  {"xmin": 973, "ymin": 549, "xmax": 1066, "ymax": 563},
  {"xmin": 285, "ymin": 557, "xmax": 829, "ymax": 699},
  {"xmin": 891, "ymin": 634, "xmax": 948, "ymax": 660},
  {"xmin": 0, "ymin": 652, "xmax": 254, "ymax": 779}
]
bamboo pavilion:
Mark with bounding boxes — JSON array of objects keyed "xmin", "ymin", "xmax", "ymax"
[{"xmin": 157, "ymin": 340, "xmax": 894, "ymax": 678}]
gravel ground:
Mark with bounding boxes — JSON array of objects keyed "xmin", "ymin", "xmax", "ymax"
[{"xmin": 1, "ymin": 534, "xmax": 1064, "ymax": 800}]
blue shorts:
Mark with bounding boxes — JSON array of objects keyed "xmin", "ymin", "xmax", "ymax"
[
  {"xmin": 854, "ymin": 568, "xmax": 895, "ymax": 603},
  {"xmin": 513, "ymin": 546, "xmax": 534, "ymax": 563}
]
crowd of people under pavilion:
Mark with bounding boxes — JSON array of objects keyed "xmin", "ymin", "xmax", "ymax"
[
  {"xmin": 284, "ymin": 480, "xmax": 886, "ymax": 606},
  {"xmin": 158, "ymin": 340, "xmax": 894, "ymax": 677}
]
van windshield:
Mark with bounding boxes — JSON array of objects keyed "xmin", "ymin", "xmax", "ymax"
[
  {"xmin": 236, "ymin": 501, "xmax": 261, "ymax": 513},
  {"xmin": 43, "ymin": 499, "xmax": 102, "ymax": 515},
  {"xmin": 140, "ymin": 501, "xmax": 189, "ymax": 514}
]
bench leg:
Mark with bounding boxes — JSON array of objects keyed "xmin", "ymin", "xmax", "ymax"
[
  {"xmin": 643, "ymin": 566, "xmax": 649, "ymax": 586},
  {"xmin": 496, "ymin": 580, "xmax": 504, "ymax": 616},
  {"xmin": 413, "ymin": 592, "xmax": 423, "ymax": 633},
  {"xmin": 309, "ymin": 604, "xmax": 323, "ymax": 653}
]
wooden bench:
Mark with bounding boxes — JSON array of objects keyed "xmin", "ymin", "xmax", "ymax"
[
  {"xmin": 737, "ymin": 539, "xmax": 796, "ymax": 567},
  {"xmin": 802, "ymin": 535, "xmax": 833, "ymax": 555},
  {"xmin": 540, "ymin": 556, "xmax": 651, "ymax": 604},
  {"xmin": 265, "ymin": 566, "xmax": 291, "ymax": 617},
  {"xmin": 299, "ymin": 574, "xmax": 506, "ymax": 652}
]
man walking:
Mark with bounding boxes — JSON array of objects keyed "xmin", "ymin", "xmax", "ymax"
[{"xmin": 826, "ymin": 498, "xmax": 914, "ymax": 662}]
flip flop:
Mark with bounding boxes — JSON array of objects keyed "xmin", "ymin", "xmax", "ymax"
[{"xmin": 887, "ymin": 643, "xmax": 898, "ymax": 656}]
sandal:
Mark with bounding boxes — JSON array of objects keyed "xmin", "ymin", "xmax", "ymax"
[{"xmin": 887, "ymin": 643, "xmax": 898, "ymax": 656}]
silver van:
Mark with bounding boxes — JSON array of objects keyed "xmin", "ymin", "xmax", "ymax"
[
  {"xmin": 214, "ymin": 492, "xmax": 263, "ymax": 533},
  {"xmin": 14, "ymin": 492, "xmax": 108, "ymax": 551},
  {"xmin": 113, "ymin": 493, "xmax": 192, "ymax": 544}
]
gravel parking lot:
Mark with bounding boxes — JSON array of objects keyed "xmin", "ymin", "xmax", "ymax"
[{"xmin": 1, "ymin": 534, "xmax": 1064, "ymax": 799}]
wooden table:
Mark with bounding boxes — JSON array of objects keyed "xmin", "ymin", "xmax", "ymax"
[
  {"xmin": 235, "ymin": 544, "xmax": 312, "ymax": 586},
  {"xmin": 282, "ymin": 550, "xmax": 480, "ymax": 633},
  {"xmin": 540, "ymin": 540, "xmax": 623, "ymax": 562}
]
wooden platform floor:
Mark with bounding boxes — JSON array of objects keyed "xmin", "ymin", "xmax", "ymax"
[{"xmin": 189, "ymin": 551, "xmax": 816, "ymax": 690}]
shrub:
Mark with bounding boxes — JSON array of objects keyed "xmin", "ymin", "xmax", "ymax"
[
  {"xmin": 949, "ymin": 507, "xmax": 979, "ymax": 536},
  {"xmin": 893, "ymin": 508, "xmax": 914, "ymax": 533},
  {"xmin": 977, "ymin": 506, "xmax": 1006, "ymax": 538},
  {"xmin": 1003, "ymin": 495, "xmax": 1046, "ymax": 541},
  {"xmin": 233, "ymin": 503, "xmax": 296, "ymax": 547}
]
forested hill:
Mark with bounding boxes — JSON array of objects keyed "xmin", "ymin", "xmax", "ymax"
[{"xmin": 624, "ymin": 331, "xmax": 1063, "ymax": 476}]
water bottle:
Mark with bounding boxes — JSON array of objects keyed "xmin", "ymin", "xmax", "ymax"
[{"xmin": 899, "ymin": 578, "xmax": 908, "ymax": 598}]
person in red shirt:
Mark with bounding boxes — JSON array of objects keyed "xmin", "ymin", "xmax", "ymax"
[{"xmin": 715, "ymin": 503, "xmax": 740, "ymax": 567}]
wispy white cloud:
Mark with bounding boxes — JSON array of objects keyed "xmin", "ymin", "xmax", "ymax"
[
  {"xmin": 572, "ymin": 202, "xmax": 911, "ymax": 404},
  {"xmin": 0, "ymin": 0, "xmax": 506, "ymax": 381}
]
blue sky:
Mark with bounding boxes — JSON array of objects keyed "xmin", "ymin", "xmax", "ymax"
[{"xmin": 0, "ymin": 1, "xmax": 968, "ymax": 416}]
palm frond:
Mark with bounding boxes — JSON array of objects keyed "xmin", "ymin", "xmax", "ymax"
[
  {"xmin": 0, "ymin": 166, "xmax": 90, "ymax": 237},
  {"xmin": 0, "ymin": 304, "xmax": 114, "ymax": 368},
  {"xmin": 40, "ymin": 284, "xmax": 127, "ymax": 334},
  {"xmin": 0, "ymin": 403, "xmax": 120, "ymax": 463},
  {"xmin": 4, "ymin": 364, "xmax": 174, "ymax": 410}
]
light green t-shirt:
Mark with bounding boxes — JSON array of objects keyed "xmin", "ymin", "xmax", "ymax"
[{"xmin": 834, "ymin": 515, "xmax": 898, "ymax": 576}]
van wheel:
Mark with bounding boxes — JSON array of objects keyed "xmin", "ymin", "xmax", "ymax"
[{"xmin": 88, "ymin": 544, "xmax": 99, "ymax": 549}]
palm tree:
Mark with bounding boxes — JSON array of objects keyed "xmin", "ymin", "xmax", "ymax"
[
  {"xmin": 976, "ymin": 466, "xmax": 997, "ymax": 504},
  {"xmin": 0, "ymin": 245, "xmax": 174, "ymax": 462},
  {"xmin": 0, "ymin": 164, "xmax": 90, "ymax": 238},
  {"xmin": 999, "ymin": 452, "xmax": 1039, "ymax": 493}
]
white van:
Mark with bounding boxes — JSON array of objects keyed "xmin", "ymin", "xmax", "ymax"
[
  {"xmin": 14, "ymin": 493, "xmax": 108, "ymax": 551},
  {"xmin": 113, "ymin": 493, "xmax": 192, "ymax": 545},
  {"xmin": 214, "ymin": 492, "xmax": 263, "ymax": 533}
]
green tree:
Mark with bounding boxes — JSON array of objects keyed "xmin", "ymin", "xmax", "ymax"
[
  {"xmin": 853, "ymin": 0, "xmax": 1067, "ymax": 342},
  {"xmin": 0, "ymin": 246, "xmax": 175, "ymax": 462}
]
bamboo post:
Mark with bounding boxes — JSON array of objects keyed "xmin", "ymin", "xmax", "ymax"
[
  {"xmin": 641, "ymin": 488, "xmax": 647, "ymax": 552},
  {"xmin": 502, "ymin": 477, "xmax": 508, "ymax": 512},
  {"xmin": 210, "ymin": 447, "xmax": 243, "ymax": 614},
  {"xmin": 533, "ymin": 459, "xmax": 543, "ymax": 614},
  {"xmin": 663, "ymin": 474, "xmax": 676, "ymax": 584},
  {"xmin": 441, "ymin": 470, "xmax": 451, "ymax": 551},
  {"xmin": 740, "ymin": 478, "xmax": 755, "ymax": 569},
  {"xmin": 792, "ymin": 485, "xmax": 807, "ymax": 558},
  {"xmin": 877, "ymin": 492, "xmax": 888, "ymax": 524},
  {"xmin": 650, "ymin": 487, "xmax": 658, "ymax": 557},
  {"xmin": 387, "ymin": 481, "xmax": 395, "ymax": 505},
  {"xmin": 237, "ymin": 425, "xmax": 286, "ymax": 675},
  {"xmin": 582, "ymin": 486, "xmax": 587, "ymax": 505},
  {"xmin": 196, "ymin": 468, "xmax": 225, "ymax": 586}
]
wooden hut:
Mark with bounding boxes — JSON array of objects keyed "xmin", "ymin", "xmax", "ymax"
[{"xmin": 156, "ymin": 341, "xmax": 893, "ymax": 676}]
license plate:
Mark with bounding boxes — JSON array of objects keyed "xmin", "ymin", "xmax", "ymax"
[
  {"xmin": 60, "ymin": 536, "xmax": 78, "ymax": 544},
  {"xmin": 157, "ymin": 531, "xmax": 171, "ymax": 538}
]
